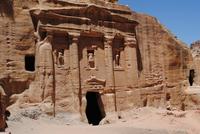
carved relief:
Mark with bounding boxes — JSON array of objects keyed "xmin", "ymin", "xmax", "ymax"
[
  {"xmin": 58, "ymin": 51, "xmax": 64, "ymax": 67},
  {"xmin": 113, "ymin": 37, "xmax": 124, "ymax": 68},
  {"xmin": 53, "ymin": 50, "xmax": 57, "ymax": 65},
  {"xmin": 53, "ymin": 49, "xmax": 64, "ymax": 68},
  {"xmin": 114, "ymin": 50, "xmax": 120, "ymax": 67},
  {"xmin": 38, "ymin": 35, "xmax": 54, "ymax": 101},
  {"xmin": 85, "ymin": 75, "xmax": 106, "ymax": 92}
]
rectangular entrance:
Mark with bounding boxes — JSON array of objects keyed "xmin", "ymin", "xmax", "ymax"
[{"xmin": 85, "ymin": 91, "xmax": 106, "ymax": 125}]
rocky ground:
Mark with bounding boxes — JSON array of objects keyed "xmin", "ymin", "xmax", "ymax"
[{"xmin": 4, "ymin": 107, "xmax": 200, "ymax": 134}]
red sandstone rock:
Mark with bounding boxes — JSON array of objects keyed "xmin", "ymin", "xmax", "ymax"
[{"xmin": 0, "ymin": 0, "xmax": 193, "ymax": 124}]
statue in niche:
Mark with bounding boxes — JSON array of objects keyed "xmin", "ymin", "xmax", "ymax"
[
  {"xmin": 115, "ymin": 51, "xmax": 121, "ymax": 67},
  {"xmin": 88, "ymin": 53, "xmax": 94, "ymax": 62},
  {"xmin": 88, "ymin": 51, "xmax": 95, "ymax": 68},
  {"xmin": 57, "ymin": 51, "xmax": 64, "ymax": 67},
  {"xmin": 38, "ymin": 35, "xmax": 54, "ymax": 102},
  {"xmin": 53, "ymin": 50, "xmax": 64, "ymax": 67},
  {"xmin": 53, "ymin": 50, "xmax": 58, "ymax": 65}
]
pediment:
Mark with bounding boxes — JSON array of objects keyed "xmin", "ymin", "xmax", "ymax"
[
  {"xmin": 85, "ymin": 75, "xmax": 106, "ymax": 86},
  {"xmin": 84, "ymin": 5, "xmax": 112, "ymax": 22},
  {"xmin": 83, "ymin": 5, "xmax": 136, "ymax": 24},
  {"xmin": 30, "ymin": 5, "xmax": 138, "ymax": 31}
]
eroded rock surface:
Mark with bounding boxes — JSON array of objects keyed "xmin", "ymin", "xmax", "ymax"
[{"xmin": 0, "ymin": 0, "xmax": 194, "ymax": 124}]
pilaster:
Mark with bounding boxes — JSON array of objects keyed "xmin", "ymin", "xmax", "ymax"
[
  {"xmin": 104, "ymin": 35, "xmax": 114, "ymax": 91},
  {"xmin": 124, "ymin": 37, "xmax": 138, "ymax": 87},
  {"xmin": 69, "ymin": 33, "xmax": 81, "ymax": 112}
]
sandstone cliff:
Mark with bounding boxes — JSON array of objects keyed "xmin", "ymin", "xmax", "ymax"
[
  {"xmin": 130, "ymin": 12, "xmax": 192, "ymax": 109},
  {"xmin": 0, "ymin": 0, "xmax": 38, "ymax": 105},
  {"xmin": 0, "ymin": 0, "xmax": 194, "ymax": 117}
]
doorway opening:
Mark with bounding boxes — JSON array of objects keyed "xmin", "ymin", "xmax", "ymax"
[
  {"xmin": 25, "ymin": 55, "xmax": 35, "ymax": 71},
  {"xmin": 189, "ymin": 69, "xmax": 195, "ymax": 86},
  {"xmin": 143, "ymin": 98, "xmax": 147, "ymax": 107},
  {"xmin": 85, "ymin": 91, "xmax": 106, "ymax": 125},
  {"xmin": 166, "ymin": 93, "xmax": 171, "ymax": 101}
]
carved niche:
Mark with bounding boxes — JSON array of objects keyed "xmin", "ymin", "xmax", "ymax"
[
  {"xmin": 52, "ymin": 33, "xmax": 68, "ymax": 68},
  {"xmin": 113, "ymin": 36, "xmax": 125, "ymax": 68},
  {"xmin": 87, "ymin": 45, "xmax": 98, "ymax": 69}
]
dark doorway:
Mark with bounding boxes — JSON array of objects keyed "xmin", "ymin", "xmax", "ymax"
[
  {"xmin": 143, "ymin": 98, "xmax": 147, "ymax": 107},
  {"xmin": 25, "ymin": 55, "xmax": 35, "ymax": 71},
  {"xmin": 85, "ymin": 92, "xmax": 106, "ymax": 125},
  {"xmin": 166, "ymin": 93, "xmax": 171, "ymax": 101},
  {"xmin": 189, "ymin": 69, "xmax": 195, "ymax": 86}
]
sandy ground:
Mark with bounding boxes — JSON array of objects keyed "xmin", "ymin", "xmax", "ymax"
[{"xmin": 5, "ymin": 107, "xmax": 200, "ymax": 134}]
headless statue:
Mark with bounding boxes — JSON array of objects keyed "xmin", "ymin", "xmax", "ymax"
[
  {"xmin": 115, "ymin": 54, "xmax": 120, "ymax": 66},
  {"xmin": 88, "ymin": 53, "xmax": 94, "ymax": 62},
  {"xmin": 88, "ymin": 52, "xmax": 95, "ymax": 68},
  {"xmin": 57, "ymin": 51, "xmax": 64, "ymax": 67}
]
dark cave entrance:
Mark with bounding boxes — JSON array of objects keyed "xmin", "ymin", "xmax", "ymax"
[
  {"xmin": 25, "ymin": 55, "xmax": 35, "ymax": 72},
  {"xmin": 85, "ymin": 91, "xmax": 106, "ymax": 125},
  {"xmin": 189, "ymin": 69, "xmax": 195, "ymax": 86}
]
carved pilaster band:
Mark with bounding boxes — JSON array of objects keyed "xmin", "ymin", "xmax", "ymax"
[{"xmin": 124, "ymin": 37, "xmax": 137, "ymax": 47}]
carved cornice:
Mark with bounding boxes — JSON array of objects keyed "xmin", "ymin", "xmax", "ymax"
[
  {"xmin": 85, "ymin": 75, "xmax": 106, "ymax": 86},
  {"xmin": 30, "ymin": 5, "xmax": 138, "ymax": 34},
  {"xmin": 68, "ymin": 32, "xmax": 80, "ymax": 44}
]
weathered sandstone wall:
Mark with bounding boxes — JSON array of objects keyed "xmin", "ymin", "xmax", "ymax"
[
  {"xmin": 115, "ymin": 12, "xmax": 193, "ymax": 111},
  {"xmin": 0, "ymin": 0, "xmax": 39, "ymax": 105},
  {"xmin": 0, "ymin": 0, "xmax": 194, "ymax": 118}
]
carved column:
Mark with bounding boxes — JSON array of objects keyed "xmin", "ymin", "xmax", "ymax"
[
  {"xmin": 64, "ymin": 46, "xmax": 70, "ymax": 69},
  {"xmin": 69, "ymin": 33, "xmax": 80, "ymax": 112},
  {"xmin": 34, "ymin": 33, "xmax": 39, "ymax": 70},
  {"xmin": 124, "ymin": 37, "xmax": 138, "ymax": 87},
  {"xmin": 104, "ymin": 36, "xmax": 114, "ymax": 91}
]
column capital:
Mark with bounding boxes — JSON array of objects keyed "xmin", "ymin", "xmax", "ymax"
[
  {"xmin": 104, "ymin": 35, "xmax": 114, "ymax": 45},
  {"xmin": 124, "ymin": 37, "xmax": 137, "ymax": 47},
  {"xmin": 72, "ymin": 37, "xmax": 79, "ymax": 43},
  {"xmin": 68, "ymin": 32, "xmax": 80, "ymax": 43},
  {"xmin": 104, "ymin": 35, "xmax": 114, "ymax": 40},
  {"xmin": 68, "ymin": 31, "xmax": 80, "ymax": 37}
]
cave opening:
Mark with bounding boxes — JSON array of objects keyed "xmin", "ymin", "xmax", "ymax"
[
  {"xmin": 189, "ymin": 69, "xmax": 195, "ymax": 86},
  {"xmin": 25, "ymin": 55, "xmax": 35, "ymax": 72},
  {"xmin": 85, "ymin": 91, "xmax": 106, "ymax": 125}
]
